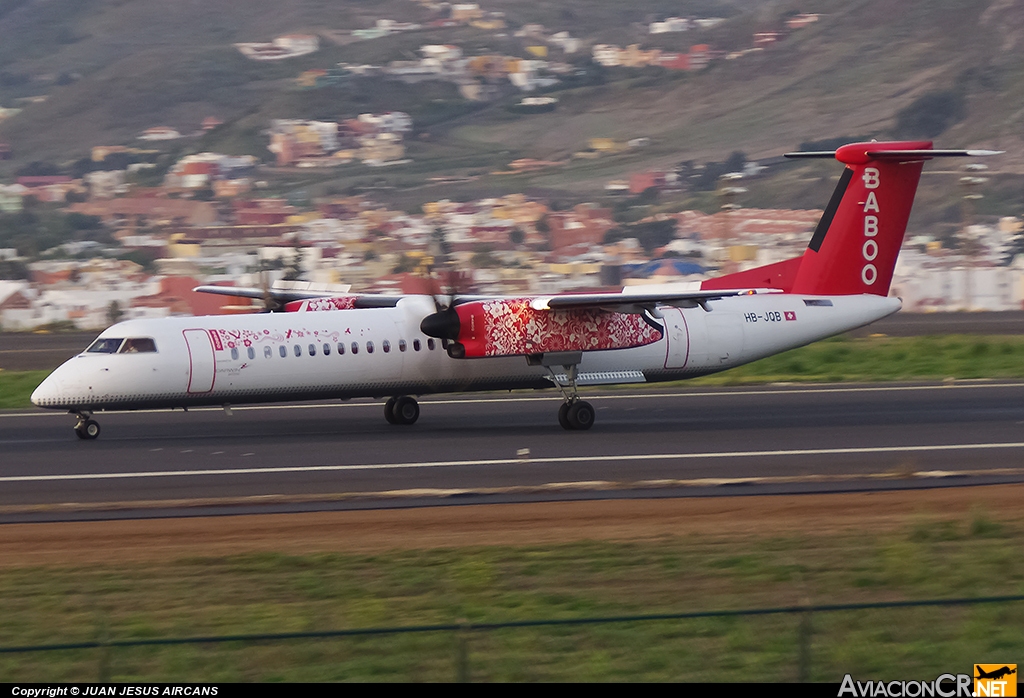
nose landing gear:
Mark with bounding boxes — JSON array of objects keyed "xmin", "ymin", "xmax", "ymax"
[{"xmin": 72, "ymin": 411, "xmax": 101, "ymax": 440}]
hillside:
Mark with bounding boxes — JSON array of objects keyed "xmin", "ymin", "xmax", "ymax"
[{"xmin": 1, "ymin": 0, "xmax": 1023, "ymax": 226}]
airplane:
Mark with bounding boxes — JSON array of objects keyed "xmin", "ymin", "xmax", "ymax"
[
  {"xmin": 975, "ymin": 666, "xmax": 1017, "ymax": 681},
  {"xmin": 30, "ymin": 140, "xmax": 999, "ymax": 439}
]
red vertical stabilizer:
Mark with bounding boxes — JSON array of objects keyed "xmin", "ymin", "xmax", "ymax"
[
  {"xmin": 703, "ymin": 141, "xmax": 1001, "ymax": 296},
  {"xmin": 789, "ymin": 140, "xmax": 931, "ymax": 296}
]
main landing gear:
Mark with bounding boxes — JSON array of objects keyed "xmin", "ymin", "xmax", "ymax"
[
  {"xmin": 558, "ymin": 399, "xmax": 595, "ymax": 431},
  {"xmin": 532, "ymin": 351, "xmax": 595, "ymax": 431},
  {"xmin": 384, "ymin": 395, "xmax": 420, "ymax": 425},
  {"xmin": 72, "ymin": 411, "xmax": 101, "ymax": 440}
]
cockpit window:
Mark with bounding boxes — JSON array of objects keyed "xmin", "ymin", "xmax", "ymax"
[
  {"xmin": 87, "ymin": 338, "xmax": 124, "ymax": 354},
  {"xmin": 119, "ymin": 338, "xmax": 158, "ymax": 353}
]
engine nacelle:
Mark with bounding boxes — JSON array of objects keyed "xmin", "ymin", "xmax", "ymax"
[{"xmin": 421, "ymin": 298, "xmax": 664, "ymax": 358}]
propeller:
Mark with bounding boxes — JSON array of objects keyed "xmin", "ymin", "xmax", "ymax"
[
  {"xmin": 257, "ymin": 256, "xmax": 283, "ymax": 313},
  {"xmin": 428, "ymin": 226, "xmax": 456, "ymax": 311},
  {"xmin": 420, "ymin": 227, "xmax": 468, "ymax": 342}
]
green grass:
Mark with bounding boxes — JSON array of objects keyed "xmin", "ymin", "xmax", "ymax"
[
  {"xmin": 691, "ymin": 334, "xmax": 1024, "ymax": 386},
  {"xmin": 0, "ymin": 515, "xmax": 1022, "ymax": 681},
  {"xmin": 0, "ymin": 369, "xmax": 47, "ymax": 409}
]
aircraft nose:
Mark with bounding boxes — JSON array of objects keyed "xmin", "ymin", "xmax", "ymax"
[{"xmin": 30, "ymin": 371, "xmax": 64, "ymax": 408}]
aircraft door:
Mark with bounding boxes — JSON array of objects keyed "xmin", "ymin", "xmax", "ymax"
[
  {"xmin": 183, "ymin": 329, "xmax": 216, "ymax": 393},
  {"xmin": 663, "ymin": 308, "xmax": 689, "ymax": 369}
]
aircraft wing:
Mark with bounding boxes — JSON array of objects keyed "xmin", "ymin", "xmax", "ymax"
[
  {"xmin": 192, "ymin": 285, "xmax": 401, "ymax": 308},
  {"xmin": 196, "ymin": 284, "xmax": 756, "ymax": 314},
  {"xmin": 524, "ymin": 288, "xmax": 753, "ymax": 313}
]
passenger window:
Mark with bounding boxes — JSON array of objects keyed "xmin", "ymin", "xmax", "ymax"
[
  {"xmin": 279, "ymin": 345, "xmax": 287, "ymax": 358},
  {"xmin": 366, "ymin": 341, "xmax": 374, "ymax": 354},
  {"xmin": 382, "ymin": 340, "xmax": 391, "ymax": 353},
  {"xmin": 88, "ymin": 338, "xmax": 124, "ymax": 353},
  {"xmin": 264, "ymin": 346, "xmax": 272, "ymax": 359},
  {"xmin": 308, "ymin": 344, "xmax": 316, "ymax": 356},
  {"xmin": 247, "ymin": 347, "xmax": 255, "ymax": 360},
  {"xmin": 351, "ymin": 342, "xmax": 359, "ymax": 355},
  {"xmin": 427, "ymin": 338, "xmax": 435, "ymax": 351},
  {"xmin": 230, "ymin": 347, "xmax": 239, "ymax": 360},
  {"xmin": 120, "ymin": 338, "xmax": 157, "ymax": 353},
  {"xmin": 293, "ymin": 344, "xmax": 301, "ymax": 357},
  {"xmin": 337, "ymin": 342, "xmax": 345, "ymax": 355},
  {"xmin": 399, "ymin": 339, "xmax": 407, "ymax": 352},
  {"xmin": 413, "ymin": 339, "xmax": 421, "ymax": 352},
  {"xmin": 323, "ymin": 343, "xmax": 331, "ymax": 356}
]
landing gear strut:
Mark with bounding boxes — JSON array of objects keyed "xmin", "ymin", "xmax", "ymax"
[
  {"xmin": 384, "ymin": 395, "xmax": 420, "ymax": 425},
  {"xmin": 532, "ymin": 351, "xmax": 595, "ymax": 431},
  {"xmin": 72, "ymin": 411, "xmax": 101, "ymax": 440}
]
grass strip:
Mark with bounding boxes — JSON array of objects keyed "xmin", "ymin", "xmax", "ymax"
[
  {"xmin": 0, "ymin": 370, "xmax": 48, "ymax": 409},
  {"xmin": 0, "ymin": 510, "xmax": 1021, "ymax": 681},
  {"xmin": 690, "ymin": 334, "xmax": 1024, "ymax": 386}
]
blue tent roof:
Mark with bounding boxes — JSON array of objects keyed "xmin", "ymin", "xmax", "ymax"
[{"xmin": 622, "ymin": 258, "xmax": 706, "ymax": 278}]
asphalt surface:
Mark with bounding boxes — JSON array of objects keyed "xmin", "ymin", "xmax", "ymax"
[
  {"xmin": 0, "ymin": 331, "xmax": 97, "ymax": 371},
  {"xmin": 3, "ymin": 312, "xmax": 1024, "ymax": 371},
  {"xmin": 4, "ymin": 383, "xmax": 1024, "ymax": 522}
]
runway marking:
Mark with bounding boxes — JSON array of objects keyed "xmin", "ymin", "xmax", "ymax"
[
  {"xmin": 4, "ymin": 381, "xmax": 1024, "ymax": 418},
  {"xmin": 3, "ymin": 469, "xmax": 1024, "ymax": 516},
  {"xmin": 5, "ymin": 441, "xmax": 1024, "ymax": 483}
]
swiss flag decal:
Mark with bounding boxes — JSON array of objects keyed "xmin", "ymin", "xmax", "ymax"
[{"xmin": 784, "ymin": 311, "xmax": 796, "ymax": 321}]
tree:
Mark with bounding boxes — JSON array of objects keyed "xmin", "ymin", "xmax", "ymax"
[
  {"xmin": 604, "ymin": 219, "xmax": 678, "ymax": 255},
  {"xmin": 391, "ymin": 254, "xmax": 420, "ymax": 274},
  {"xmin": 106, "ymin": 301, "xmax": 123, "ymax": 326},
  {"xmin": 16, "ymin": 161, "xmax": 60, "ymax": 177},
  {"xmin": 69, "ymin": 157, "xmax": 94, "ymax": 179},
  {"xmin": 894, "ymin": 90, "xmax": 967, "ymax": 139},
  {"xmin": 471, "ymin": 246, "xmax": 500, "ymax": 268},
  {"xmin": 724, "ymin": 151, "xmax": 747, "ymax": 174}
]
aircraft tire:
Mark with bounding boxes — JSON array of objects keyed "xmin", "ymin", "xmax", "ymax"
[
  {"xmin": 558, "ymin": 402, "xmax": 572, "ymax": 430},
  {"xmin": 394, "ymin": 396, "xmax": 419, "ymax": 425},
  {"xmin": 566, "ymin": 401, "xmax": 595, "ymax": 431},
  {"xmin": 384, "ymin": 397, "xmax": 398, "ymax": 424},
  {"xmin": 76, "ymin": 419, "xmax": 101, "ymax": 440}
]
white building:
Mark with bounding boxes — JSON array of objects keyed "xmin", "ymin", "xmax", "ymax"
[{"xmin": 650, "ymin": 18, "xmax": 690, "ymax": 34}]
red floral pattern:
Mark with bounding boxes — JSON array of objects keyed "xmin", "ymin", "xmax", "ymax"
[
  {"xmin": 283, "ymin": 297, "xmax": 359, "ymax": 312},
  {"xmin": 302, "ymin": 296, "xmax": 358, "ymax": 312},
  {"xmin": 458, "ymin": 298, "xmax": 663, "ymax": 358}
]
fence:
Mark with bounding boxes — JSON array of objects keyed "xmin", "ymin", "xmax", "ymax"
[{"xmin": 3, "ymin": 594, "xmax": 1023, "ymax": 682}]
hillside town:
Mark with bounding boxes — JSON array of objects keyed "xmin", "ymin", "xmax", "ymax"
[{"xmin": 1, "ymin": 4, "xmax": 1021, "ymax": 331}]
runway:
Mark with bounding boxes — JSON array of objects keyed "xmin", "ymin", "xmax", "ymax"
[{"xmin": 4, "ymin": 382, "xmax": 1024, "ymax": 522}]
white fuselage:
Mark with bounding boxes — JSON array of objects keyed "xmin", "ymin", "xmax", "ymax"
[{"xmin": 31, "ymin": 293, "xmax": 901, "ymax": 411}]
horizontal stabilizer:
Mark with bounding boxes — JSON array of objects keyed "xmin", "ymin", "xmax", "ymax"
[
  {"xmin": 786, "ymin": 146, "xmax": 1002, "ymax": 162},
  {"xmin": 193, "ymin": 285, "xmax": 400, "ymax": 308}
]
